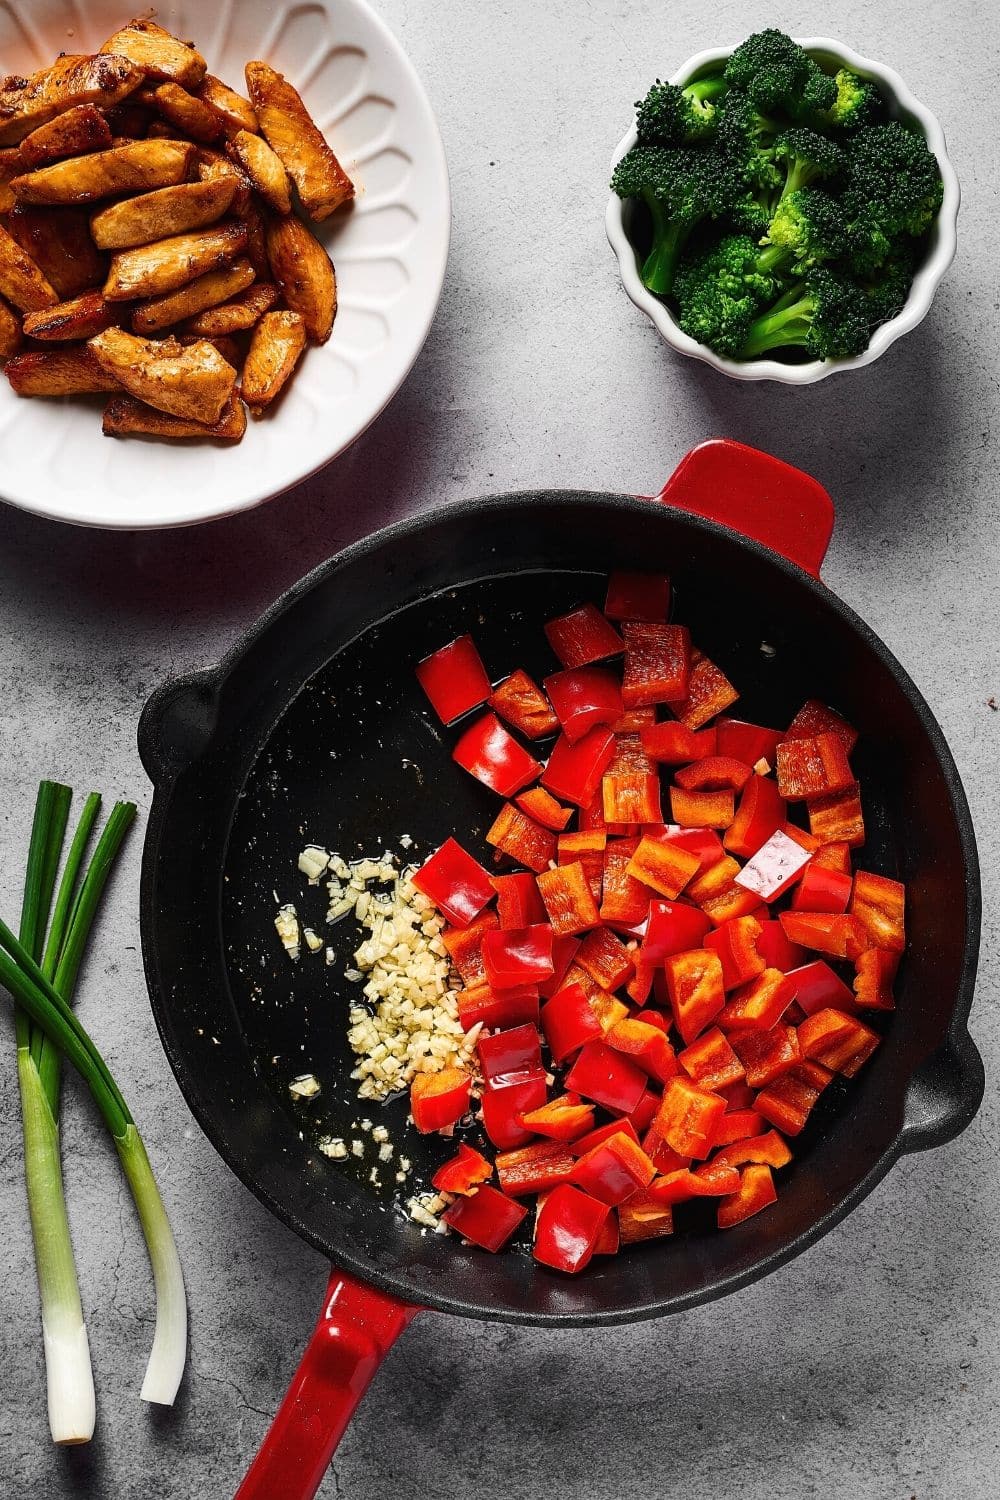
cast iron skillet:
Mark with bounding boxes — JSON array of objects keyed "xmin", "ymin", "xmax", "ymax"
[{"xmin": 138, "ymin": 440, "xmax": 983, "ymax": 1500}]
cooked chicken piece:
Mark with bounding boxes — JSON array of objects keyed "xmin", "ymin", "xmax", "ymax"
[
  {"xmin": 179, "ymin": 333, "xmax": 243, "ymax": 369},
  {"xmin": 237, "ymin": 197, "xmax": 270, "ymax": 278},
  {"xmin": 11, "ymin": 139, "xmax": 193, "ymax": 205},
  {"xmin": 90, "ymin": 176, "xmax": 236, "ymax": 250},
  {"xmin": 89, "ymin": 328, "xmax": 236, "ymax": 422},
  {"xmin": 23, "ymin": 289, "xmax": 118, "ymax": 341},
  {"xmin": 227, "ymin": 129, "xmax": 291, "ymax": 214},
  {"xmin": 197, "ymin": 75, "xmax": 258, "ymax": 136},
  {"xmin": 19, "ymin": 104, "xmax": 112, "ymax": 168},
  {"xmin": 0, "ymin": 220, "xmax": 58, "ymax": 311},
  {"xmin": 245, "ymin": 61, "xmax": 354, "ymax": 220},
  {"xmin": 102, "ymin": 391, "xmax": 246, "ymax": 440},
  {"xmin": 195, "ymin": 148, "xmax": 252, "ymax": 217},
  {"xmin": 242, "ymin": 310, "xmax": 306, "ymax": 411},
  {"xmin": 6, "ymin": 345, "xmax": 120, "ymax": 395},
  {"xmin": 104, "ymin": 100, "xmax": 153, "ymax": 139},
  {"xmin": 0, "ymin": 146, "xmax": 21, "ymax": 212},
  {"xmin": 265, "ymin": 214, "xmax": 336, "ymax": 343},
  {"xmin": 99, "ymin": 20, "xmax": 207, "ymax": 90},
  {"xmin": 184, "ymin": 279, "xmax": 278, "ymax": 336},
  {"xmin": 5, "ymin": 204, "xmax": 105, "ymax": 298},
  {"xmin": 132, "ymin": 257, "xmax": 256, "ymax": 333},
  {"xmin": 104, "ymin": 220, "xmax": 248, "ymax": 301},
  {"xmin": 0, "ymin": 295, "xmax": 22, "ymax": 359},
  {"xmin": 140, "ymin": 81, "xmax": 224, "ymax": 143},
  {"xmin": 0, "ymin": 54, "xmax": 143, "ymax": 146}
]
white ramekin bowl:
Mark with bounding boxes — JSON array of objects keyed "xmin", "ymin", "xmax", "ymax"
[{"xmin": 605, "ymin": 37, "xmax": 960, "ymax": 384}]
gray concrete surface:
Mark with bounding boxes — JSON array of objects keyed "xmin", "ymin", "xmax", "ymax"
[{"xmin": 1, "ymin": 1, "xmax": 998, "ymax": 1495}]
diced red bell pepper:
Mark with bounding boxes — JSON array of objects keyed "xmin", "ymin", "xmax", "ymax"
[
  {"xmin": 604, "ymin": 570, "xmax": 670, "ymax": 621},
  {"xmin": 783, "ymin": 698, "xmax": 858, "ymax": 755},
  {"xmin": 678, "ymin": 1026, "xmax": 745, "ymax": 1091},
  {"xmin": 643, "ymin": 900, "xmax": 712, "ymax": 962},
  {"xmin": 716, "ymin": 1164, "xmax": 777, "ymax": 1228},
  {"xmin": 704, "ymin": 914, "xmax": 766, "ymax": 989},
  {"xmin": 412, "ymin": 838, "xmax": 496, "ymax": 927},
  {"xmin": 754, "ymin": 1060, "xmax": 832, "ymax": 1135},
  {"xmin": 571, "ymin": 1131, "xmax": 656, "ymax": 1206},
  {"xmin": 562, "ymin": 965, "xmax": 628, "ymax": 1031},
  {"xmin": 811, "ymin": 840, "xmax": 852, "ymax": 875},
  {"xmin": 654, "ymin": 1077, "xmax": 727, "ymax": 1160},
  {"xmin": 639, "ymin": 1116, "xmax": 690, "ymax": 1173},
  {"xmin": 571, "ymin": 1118, "xmax": 640, "ymax": 1156},
  {"xmin": 686, "ymin": 857, "xmax": 762, "ymax": 925},
  {"xmin": 669, "ymin": 785, "xmax": 735, "ymax": 829},
  {"xmin": 603, "ymin": 770, "xmax": 663, "ymax": 825},
  {"xmin": 540, "ymin": 982, "xmax": 603, "ymax": 1064},
  {"xmin": 519, "ymin": 1092, "xmax": 595, "ymax": 1142},
  {"xmin": 807, "ymin": 783, "xmax": 865, "ymax": 847},
  {"xmin": 488, "ymin": 668, "xmax": 559, "ymax": 739},
  {"xmin": 593, "ymin": 1214, "xmax": 621, "ymax": 1255},
  {"xmin": 477, "ymin": 1023, "xmax": 543, "ymax": 1082},
  {"xmin": 533, "ymin": 1183, "xmax": 612, "ymax": 1273},
  {"xmin": 514, "ymin": 786, "xmax": 573, "ymax": 831},
  {"xmin": 557, "ymin": 830, "xmax": 606, "ymax": 902},
  {"xmin": 432, "ymin": 1143, "xmax": 493, "ymax": 1194},
  {"xmin": 853, "ymin": 948, "xmax": 899, "ymax": 1010},
  {"xmin": 481, "ymin": 1071, "xmax": 548, "ymax": 1149},
  {"xmin": 536, "ymin": 862, "xmax": 601, "ymax": 936},
  {"xmin": 486, "ymin": 802, "xmax": 558, "ymax": 873},
  {"xmin": 675, "ymin": 756, "xmax": 753, "ymax": 793},
  {"xmin": 776, "ymin": 731, "xmax": 854, "ymax": 801},
  {"xmin": 719, "ymin": 1079, "xmax": 756, "ymax": 1111},
  {"xmin": 799, "ymin": 1008, "xmax": 880, "ymax": 1078},
  {"xmin": 492, "ymin": 872, "xmax": 545, "ymax": 929},
  {"xmin": 565, "ymin": 1040, "xmax": 648, "ymax": 1114},
  {"xmin": 625, "ymin": 961, "xmax": 655, "ymax": 1006},
  {"xmin": 657, "ymin": 824, "xmax": 726, "ymax": 876},
  {"xmin": 734, "ymin": 829, "xmax": 811, "ymax": 902},
  {"xmin": 788, "ymin": 959, "xmax": 858, "ymax": 1017},
  {"xmin": 755, "ymin": 918, "xmax": 806, "ymax": 973},
  {"xmin": 716, "ymin": 718, "xmax": 782, "ymax": 767},
  {"xmin": 648, "ymin": 1161, "xmax": 742, "ymax": 1204},
  {"xmin": 617, "ymin": 1190, "xmax": 675, "ymax": 1244},
  {"xmin": 709, "ymin": 1109, "xmax": 765, "ymax": 1147},
  {"xmin": 482, "ymin": 925, "xmax": 555, "ymax": 988},
  {"xmin": 791, "ymin": 862, "xmax": 853, "ymax": 913},
  {"xmin": 441, "ymin": 910, "xmax": 498, "ymax": 982},
  {"xmin": 443, "ymin": 1183, "xmax": 527, "ymax": 1251},
  {"xmin": 712, "ymin": 1130, "xmax": 793, "ymax": 1169},
  {"xmin": 410, "ymin": 1066, "xmax": 472, "ymax": 1133},
  {"xmin": 575, "ymin": 926, "xmax": 635, "ymax": 989},
  {"xmin": 415, "ymin": 634, "xmax": 491, "ymax": 724},
  {"xmin": 538, "ymin": 933, "xmax": 582, "ymax": 998},
  {"xmin": 496, "ymin": 1140, "xmax": 576, "ymax": 1196},
  {"xmin": 456, "ymin": 980, "xmax": 540, "ymax": 1032},
  {"xmin": 613, "ymin": 705, "xmax": 658, "ymax": 734},
  {"xmin": 606, "ymin": 1017, "xmax": 679, "ymax": 1084},
  {"xmin": 779, "ymin": 910, "xmax": 870, "ymax": 961},
  {"xmin": 640, "ymin": 721, "xmax": 717, "ymax": 764},
  {"xmin": 599, "ymin": 837, "xmax": 648, "ymax": 926},
  {"xmin": 663, "ymin": 948, "xmax": 725, "ymax": 1045},
  {"xmin": 621, "ymin": 622, "xmax": 691, "ymax": 707},
  {"xmin": 541, "ymin": 725, "xmax": 616, "ymax": 808},
  {"xmin": 718, "ymin": 967, "xmax": 796, "ymax": 1030},
  {"xmin": 626, "ymin": 833, "xmax": 700, "ymax": 899},
  {"xmin": 625, "ymin": 1085, "xmax": 662, "ymax": 1134},
  {"xmin": 545, "ymin": 604, "xmax": 623, "ymax": 668},
  {"xmin": 607, "ymin": 733, "xmax": 656, "ymax": 774},
  {"xmin": 729, "ymin": 1024, "xmax": 801, "ymax": 1088},
  {"xmin": 850, "ymin": 870, "xmax": 905, "ymax": 953},
  {"xmin": 724, "ymin": 774, "xmax": 787, "ymax": 859},
  {"xmin": 544, "ymin": 666, "xmax": 623, "ymax": 743},
  {"xmin": 453, "ymin": 712, "xmax": 542, "ymax": 797},
  {"xmin": 673, "ymin": 649, "xmax": 739, "ymax": 729}
]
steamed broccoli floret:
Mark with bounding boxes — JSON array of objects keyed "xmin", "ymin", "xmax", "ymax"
[
  {"xmin": 611, "ymin": 142, "xmax": 749, "ymax": 294},
  {"xmin": 713, "ymin": 92, "xmax": 784, "ymax": 229},
  {"xmin": 636, "ymin": 75, "xmax": 727, "ymax": 144},
  {"xmin": 673, "ymin": 233, "xmax": 776, "ymax": 354},
  {"xmin": 844, "ymin": 122, "xmax": 944, "ymax": 246},
  {"xmin": 723, "ymin": 29, "xmax": 836, "ymax": 118},
  {"xmin": 862, "ymin": 247, "xmax": 918, "ymax": 325},
  {"xmin": 822, "ymin": 68, "xmax": 880, "ymax": 129},
  {"xmin": 757, "ymin": 187, "xmax": 847, "ymax": 275},
  {"xmin": 771, "ymin": 128, "xmax": 846, "ymax": 204},
  {"xmin": 738, "ymin": 266, "xmax": 873, "ymax": 360}
]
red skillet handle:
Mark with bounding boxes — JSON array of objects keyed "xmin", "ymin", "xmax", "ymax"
[
  {"xmin": 650, "ymin": 438, "xmax": 834, "ymax": 580},
  {"xmin": 234, "ymin": 1268, "xmax": 421, "ymax": 1500}
]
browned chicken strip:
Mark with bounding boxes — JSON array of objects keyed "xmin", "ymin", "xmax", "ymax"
[
  {"xmin": 6, "ymin": 345, "xmax": 120, "ymax": 396},
  {"xmin": 140, "ymin": 82, "xmax": 224, "ymax": 143},
  {"xmin": 227, "ymin": 129, "xmax": 291, "ymax": 214},
  {"xmin": 132, "ymin": 257, "xmax": 256, "ymax": 333},
  {"xmin": 183, "ymin": 279, "xmax": 279, "ymax": 336},
  {"xmin": 0, "ymin": 220, "xmax": 58, "ymax": 311},
  {"xmin": 0, "ymin": 54, "xmax": 143, "ymax": 146},
  {"xmin": 90, "ymin": 177, "xmax": 237, "ymax": 250},
  {"xmin": 245, "ymin": 61, "xmax": 354, "ymax": 220},
  {"xmin": 23, "ymin": 289, "xmax": 118, "ymax": 341},
  {"xmin": 89, "ymin": 327, "xmax": 236, "ymax": 423},
  {"xmin": 242, "ymin": 309, "xmax": 307, "ymax": 411},
  {"xmin": 104, "ymin": 220, "xmax": 249, "ymax": 301},
  {"xmin": 5, "ymin": 205, "xmax": 106, "ymax": 299},
  {"xmin": 19, "ymin": 104, "xmax": 113, "ymax": 168},
  {"xmin": 103, "ymin": 391, "xmax": 247, "ymax": 439},
  {"xmin": 265, "ymin": 213, "xmax": 337, "ymax": 343},
  {"xmin": 99, "ymin": 20, "xmax": 207, "ymax": 90},
  {"xmin": 10, "ymin": 139, "xmax": 193, "ymax": 205},
  {"xmin": 197, "ymin": 75, "xmax": 258, "ymax": 136},
  {"xmin": 0, "ymin": 295, "xmax": 22, "ymax": 359}
]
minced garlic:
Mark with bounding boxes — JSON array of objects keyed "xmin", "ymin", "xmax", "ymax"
[
  {"xmin": 289, "ymin": 1073, "xmax": 321, "ymax": 1099},
  {"xmin": 275, "ymin": 903, "xmax": 301, "ymax": 961}
]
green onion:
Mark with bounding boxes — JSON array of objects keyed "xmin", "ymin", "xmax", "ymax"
[{"xmin": 6, "ymin": 787, "xmax": 187, "ymax": 1419}]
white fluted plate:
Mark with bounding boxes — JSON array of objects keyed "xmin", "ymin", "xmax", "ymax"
[{"xmin": 0, "ymin": 0, "xmax": 450, "ymax": 527}]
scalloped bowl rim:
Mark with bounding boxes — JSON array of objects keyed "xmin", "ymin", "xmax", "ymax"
[{"xmin": 605, "ymin": 36, "xmax": 960, "ymax": 384}]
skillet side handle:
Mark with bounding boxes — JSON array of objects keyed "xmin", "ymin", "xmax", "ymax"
[
  {"xmin": 234, "ymin": 1268, "xmax": 421, "ymax": 1500},
  {"xmin": 651, "ymin": 438, "xmax": 835, "ymax": 580},
  {"xmin": 900, "ymin": 1031, "xmax": 985, "ymax": 1154}
]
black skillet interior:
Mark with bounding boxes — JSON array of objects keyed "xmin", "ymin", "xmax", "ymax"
[{"xmin": 139, "ymin": 491, "xmax": 982, "ymax": 1324}]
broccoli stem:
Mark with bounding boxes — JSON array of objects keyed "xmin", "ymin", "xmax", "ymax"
[
  {"xmin": 684, "ymin": 75, "xmax": 727, "ymax": 110},
  {"xmin": 640, "ymin": 193, "xmax": 689, "ymax": 295},
  {"xmin": 739, "ymin": 286, "xmax": 813, "ymax": 357}
]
